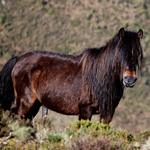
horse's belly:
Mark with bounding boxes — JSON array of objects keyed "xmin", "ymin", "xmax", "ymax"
[{"xmin": 40, "ymin": 94, "xmax": 80, "ymax": 115}]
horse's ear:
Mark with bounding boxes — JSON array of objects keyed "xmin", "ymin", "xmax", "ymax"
[
  {"xmin": 137, "ymin": 29, "xmax": 143, "ymax": 39},
  {"xmin": 118, "ymin": 27, "xmax": 125, "ymax": 39}
]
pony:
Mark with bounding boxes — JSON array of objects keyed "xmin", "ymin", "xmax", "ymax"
[{"xmin": 0, "ymin": 28, "xmax": 143, "ymax": 123}]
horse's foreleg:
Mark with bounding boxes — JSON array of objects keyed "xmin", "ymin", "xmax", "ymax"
[
  {"xmin": 99, "ymin": 109, "xmax": 115, "ymax": 124},
  {"xmin": 79, "ymin": 106, "xmax": 93, "ymax": 120},
  {"xmin": 42, "ymin": 105, "xmax": 48, "ymax": 119}
]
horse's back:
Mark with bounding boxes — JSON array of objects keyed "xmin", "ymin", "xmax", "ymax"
[{"xmin": 12, "ymin": 51, "xmax": 82, "ymax": 79}]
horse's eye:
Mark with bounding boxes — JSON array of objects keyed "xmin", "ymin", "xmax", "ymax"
[
  {"xmin": 132, "ymin": 50, "xmax": 134, "ymax": 55},
  {"xmin": 126, "ymin": 66, "xmax": 129, "ymax": 70},
  {"xmin": 126, "ymin": 65, "xmax": 136, "ymax": 71}
]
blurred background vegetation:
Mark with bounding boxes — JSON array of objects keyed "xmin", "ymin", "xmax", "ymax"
[{"xmin": 0, "ymin": 0, "xmax": 150, "ymax": 133}]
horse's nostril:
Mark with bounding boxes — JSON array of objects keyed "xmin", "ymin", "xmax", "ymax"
[
  {"xmin": 133, "ymin": 77, "xmax": 137, "ymax": 83},
  {"xmin": 124, "ymin": 76, "xmax": 128, "ymax": 80}
]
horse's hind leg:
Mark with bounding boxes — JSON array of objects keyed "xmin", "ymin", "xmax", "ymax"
[
  {"xmin": 13, "ymin": 97, "xmax": 36, "ymax": 118},
  {"xmin": 25, "ymin": 100, "xmax": 42, "ymax": 120},
  {"xmin": 12, "ymin": 86, "xmax": 37, "ymax": 118},
  {"xmin": 79, "ymin": 106, "xmax": 93, "ymax": 120}
]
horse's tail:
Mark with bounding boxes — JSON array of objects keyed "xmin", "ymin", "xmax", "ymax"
[{"xmin": 0, "ymin": 56, "xmax": 19, "ymax": 110}]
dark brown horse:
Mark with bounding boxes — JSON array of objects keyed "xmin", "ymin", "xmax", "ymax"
[{"xmin": 1, "ymin": 28, "xmax": 143, "ymax": 123}]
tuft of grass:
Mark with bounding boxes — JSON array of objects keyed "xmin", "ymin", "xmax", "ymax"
[
  {"xmin": 0, "ymin": 15, "xmax": 6, "ymax": 25},
  {"xmin": 136, "ymin": 131, "xmax": 150, "ymax": 143},
  {"xmin": 13, "ymin": 126, "xmax": 34, "ymax": 143},
  {"xmin": 0, "ymin": 111, "xmax": 36, "ymax": 143},
  {"xmin": 33, "ymin": 118, "xmax": 52, "ymax": 141},
  {"xmin": 65, "ymin": 120, "xmax": 142, "ymax": 149},
  {"xmin": 48, "ymin": 134, "xmax": 63, "ymax": 143}
]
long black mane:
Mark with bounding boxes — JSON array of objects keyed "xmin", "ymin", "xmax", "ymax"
[{"xmin": 81, "ymin": 30, "xmax": 143, "ymax": 119}]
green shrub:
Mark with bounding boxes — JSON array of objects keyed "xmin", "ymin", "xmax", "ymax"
[
  {"xmin": 137, "ymin": 131, "xmax": 150, "ymax": 142},
  {"xmin": 48, "ymin": 134, "xmax": 63, "ymax": 143},
  {"xmin": 70, "ymin": 19, "xmax": 80, "ymax": 26},
  {"xmin": 0, "ymin": 15, "xmax": 6, "ymax": 25}
]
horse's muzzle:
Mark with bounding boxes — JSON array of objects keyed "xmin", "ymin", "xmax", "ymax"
[{"xmin": 123, "ymin": 76, "xmax": 137, "ymax": 87}]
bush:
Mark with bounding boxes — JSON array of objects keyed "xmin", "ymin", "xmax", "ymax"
[{"xmin": 48, "ymin": 134, "xmax": 63, "ymax": 143}]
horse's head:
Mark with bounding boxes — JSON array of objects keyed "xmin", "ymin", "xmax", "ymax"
[{"xmin": 116, "ymin": 28, "xmax": 143, "ymax": 88}]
